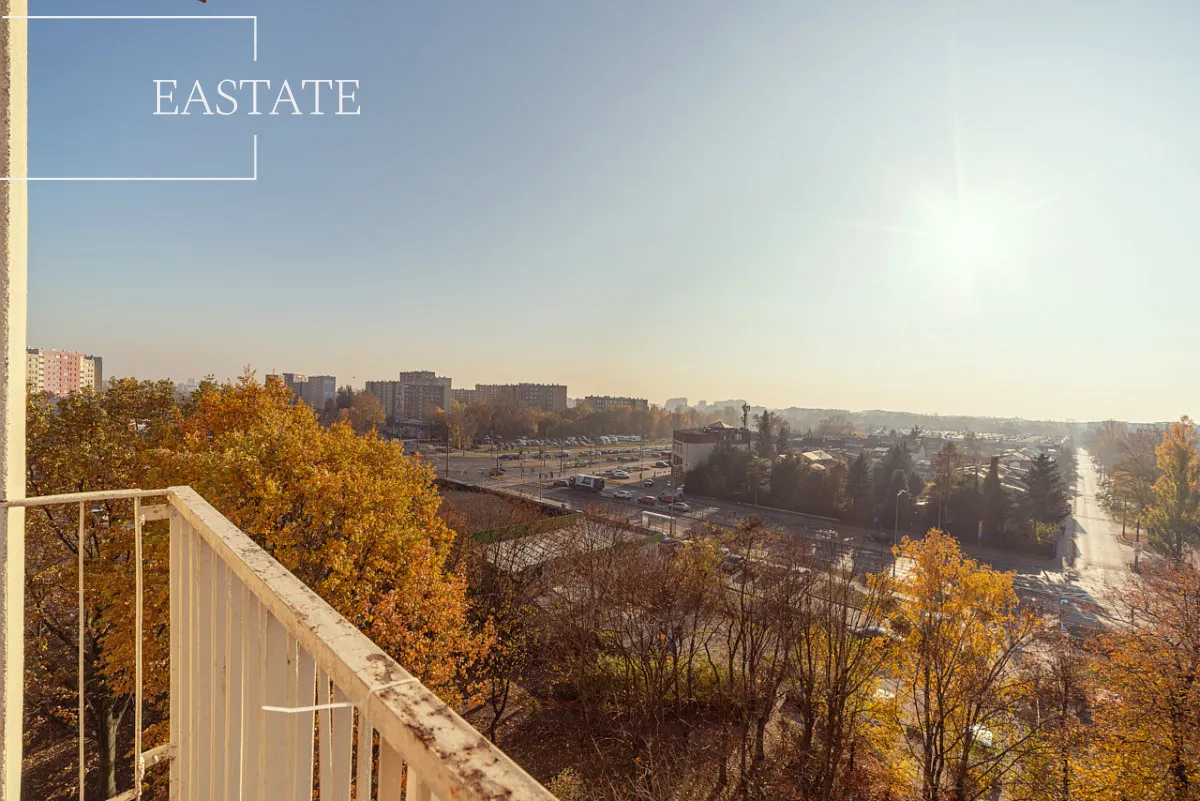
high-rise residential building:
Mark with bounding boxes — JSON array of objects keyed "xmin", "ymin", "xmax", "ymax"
[
  {"xmin": 665, "ymin": 397, "xmax": 689, "ymax": 412},
  {"xmin": 399, "ymin": 371, "xmax": 451, "ymax": 421},
  {"xmin": 584, "ymin": 395, "xmax": 649, "ymax": 413},
  {"xmin": 301, "ymin": 375, "xmax": 337, "ymax": 409},
  {"xmin": 452, "ymin": 387, "xmax": 478, "ymax": 405},
  {"xmin": 366, "ymin": 381, "xmax": 403, "ymax": 421},
  {"xmin": 366, "ymin": 371, "xmax": 452, "ymax": 422},
  {"xmin": 26, "ymin": 348, "xmax": 103, "ymax": 396},
  {"xmin": 269, "ymin": 372, "xmax": 337, "ymax": 410},
  {"xmin": 471, "ymin": 384, "xmax": 515, "ymax": 406},
  {"xmin": 468, "ymin": 383, "xmax": 566, "ymax": 412},
  {"xmin": 514, "ymin": 383, "xmax": 567, "ymax": 413}
]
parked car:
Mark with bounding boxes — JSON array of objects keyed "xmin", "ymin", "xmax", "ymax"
[
  {"xmin": 669, "ymin": 502, "xmax": 690, "ymax": 513},
  {"xmin": 613, "ymin": 489, "xmax": 633, "ymax": 500},
  {"xmin": 721, "ymin": 553, "xmax": 746, "ymax": 571},
  {"xmin": 655, "ymin": 460, "xmax": 671, "ymax": 468},
  {"xmin": 637, "ymin": 495, "xmax": 657, "ymax": 506},
  {"xmin": 552, "ymin": 478, "xmax": 569, "ymax": 487},
  {"xmin": 642, "ymin": 478, "xmax": 655, "ymax": 487},
  {"xmin": 612, "ymin": 470, "xmax": 630, "ymax": 479},
  {"xmin": 849, "ymin": 625, "xmax": 889, "ymax": 639}
]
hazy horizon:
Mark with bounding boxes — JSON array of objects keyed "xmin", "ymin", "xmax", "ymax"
[{"xmin": 28, "ymin": 1, "xmax": 1200, "ymax": 422}]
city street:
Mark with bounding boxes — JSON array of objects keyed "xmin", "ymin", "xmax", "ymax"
[{"xmin": 1005, "ymin": 448, "xmax": 1134, "ymax": 629}]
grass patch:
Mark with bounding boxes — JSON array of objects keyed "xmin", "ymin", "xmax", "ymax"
[{"xmin": 474, "ymin": 513, "xmax": 578, "ymax": 543}]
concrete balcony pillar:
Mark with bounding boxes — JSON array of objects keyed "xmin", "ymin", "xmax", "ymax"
[{"xmin": 0, "ymin": 1, "xmax": 26, "ymax": 798}]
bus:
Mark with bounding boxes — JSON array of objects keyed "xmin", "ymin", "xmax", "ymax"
[{"xmin": 569, "ymin": 474, "xmax": 606, "ymax": 493}]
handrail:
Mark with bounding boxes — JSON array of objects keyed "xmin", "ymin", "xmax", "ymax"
[
  {"xmin": 18, "ymin": 486, "xmax": 553, "ymax": 800},
  {"xmin": 168, "ymin": 486, "xmax": 552, "ymax": 800},
  {"xmin": 5, "ymin": 488, "xmax": 166, "ymax": 507}
]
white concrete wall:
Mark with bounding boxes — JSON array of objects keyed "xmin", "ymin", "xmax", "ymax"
[{"xmin": 0, "ymin": 2, "xmax": 27, "ymax": 796}]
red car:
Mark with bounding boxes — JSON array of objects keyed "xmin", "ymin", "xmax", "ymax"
[{"xmin": 637, "ymin": 495, "xmax": 657, "ymax": 506}]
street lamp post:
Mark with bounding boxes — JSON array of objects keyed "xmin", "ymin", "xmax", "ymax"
[{"xmin": 894, "ymin": 489, "xmax": 910, "ymax": 577}]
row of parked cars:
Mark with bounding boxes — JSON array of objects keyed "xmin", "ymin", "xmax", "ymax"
[{"xmin": 484, "ymin": 435, "xmax": 652, "ymax": 450}]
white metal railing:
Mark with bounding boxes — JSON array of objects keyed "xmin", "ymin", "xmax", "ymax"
[{"xmin": 12, "ymin": 486, "xmax": 554, "ymax": 801}]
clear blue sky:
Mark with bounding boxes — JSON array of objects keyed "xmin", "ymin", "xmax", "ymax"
[{"xmin": 27, "ymin": 1, "xmax": 1200, "ymax": 422}]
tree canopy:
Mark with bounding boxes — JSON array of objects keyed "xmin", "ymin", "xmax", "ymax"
[{"xmin": 25, "ymin": 374, "xmax": 484, "ymax": 797}]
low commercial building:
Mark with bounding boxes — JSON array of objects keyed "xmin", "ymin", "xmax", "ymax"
[{"xmin": 672, "ymin": 422, "xmax": 751, "ymax": 474}]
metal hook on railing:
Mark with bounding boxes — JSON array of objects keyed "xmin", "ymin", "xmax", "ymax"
[{"xmin": 262, "ymin": 677, "xmax": 421, "ymax": 714}]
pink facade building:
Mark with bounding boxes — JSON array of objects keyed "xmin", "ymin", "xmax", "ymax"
[{"xmin": 25, "ymin": 348, "xmax": 103, "ymax": 397}]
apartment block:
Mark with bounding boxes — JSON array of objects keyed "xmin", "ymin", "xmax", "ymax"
[
  {"xmin": 584, "ymin": 395, "xmax": 649, "ymax": 413},
  {"xmin": 270, "ymin": 372, "xmax": 337, "ymax": 410},
  {"xmin": 26, "ymin": 348, "xmax": 103, "ymax": 396},
  {"xmin": 366, "ymin": 381, "xmax": 402, "ymax": 420},
  {"xmin": 366, "ymin": 371, "xmax": 452, "ymax": 422},
  {"xmin": 467, "ymin": 383, "xmax": 566, "ymax": 412}
]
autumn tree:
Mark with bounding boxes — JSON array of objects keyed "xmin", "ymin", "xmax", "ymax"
[
  {"xmin": 1100, "ymin": 429, "xmax": 1160, "ymax": 524},
  {"xmin": 1008, "ymin": 631, "xmax": 1093, "ymax": 801},
  {"xmin": 341, "ymin": 387, "xmax": 386, "ymax": 435},
  {"xmin": 166, "ymin": 375, "xmax": 485, "ymax": 701},
  {"xmin": 441, "ymin": 493, "xmax": 546, "ymax": 741},
  {"xmin": 1085, "ymin": 419, "xmax": 1128, "ymax": 476},
  {"xmin": 1085, "ymin": 561, "xmax": 1200, "ymax": 799},
  {"xmin": 24, "ymin": 373, "xmax": 494, "ymax": 798},
  {"xmin": 444, "ymin": 400, "xmax": 475, "ymax": 453},
  {"xmin": 707, "ymin": 520, "xmax": 806, "ymax": 798},
  {"xmin": 1145, "ymin": 416, "xmax": 1200, "ymax": 561},
  {"xmin": 785, "ymin": 549, "xmax": 900, "ymax": 800},
  {"xmin": 928, "ymin": 441, "xmax": 964, "ymax": 528},
  {"xmin": 25, "ymin": 379, "xmax": 180, "ymax": 799},
  {"xmin": 890, "ymin": 531, "xmax": 1044, "ymax": 801}
]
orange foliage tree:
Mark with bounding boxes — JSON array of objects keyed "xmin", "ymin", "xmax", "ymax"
[
  {"xmin": 889, "ymin": 530, "xmax": 1044, "ymax": 801},
  {"xmin": 1084, "ymin": 562, "xmax": 1200, "ymax": 799},
  {"xmin": 24, "ymin": 374, "xmax": 484, "ymax": 799}
]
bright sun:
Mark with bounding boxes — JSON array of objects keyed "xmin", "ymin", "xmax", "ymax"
[{"xmin": 946, "ymin": 215, "xmax": 996, "ymax": 267}]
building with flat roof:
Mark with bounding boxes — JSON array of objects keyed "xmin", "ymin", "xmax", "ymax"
[
  {"xmin": 464, "ymin": 383, "xmax": 567, "ymax": 413},
  {"xmin": 366, "ymin": 381, "xmax": 403, "ymax": 420},
  {"xmin": 672, "ymin": 422, "xmax": 751, "ymax": 475},
  {"xmin": 367, "ymin": 371, "xmax": 452, "ymax": 422},
  {"xmin": 584, "ymin": 395, "xmax": 649, "ymax": 413},
  {"xmin": 26, "ymin": 348, "xmax": 103, "ymax": 396},
  {"xmin": 269, "ymin": 372, "xmax": 337, "ymax": 410}
]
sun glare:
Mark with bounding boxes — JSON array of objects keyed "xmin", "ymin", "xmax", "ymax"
[{"xmin": 947, "ymin": 215, "xmax": 996, "ymax": 267}]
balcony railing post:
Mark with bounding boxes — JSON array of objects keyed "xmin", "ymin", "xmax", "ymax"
[
  {"xmin": 76, "ymin": 503, "xmax": 85, "ymax": 801},
  {"xmin": 13, "ymin": 487, "xmax": 556, "ymax": 800},
  {"xmin": 133, "ymin": 498, "xmax": 144, "ymax": 797},
  {"xmin": 168, "ymin": 508, "xmax": 183, "ymax": 800}
]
